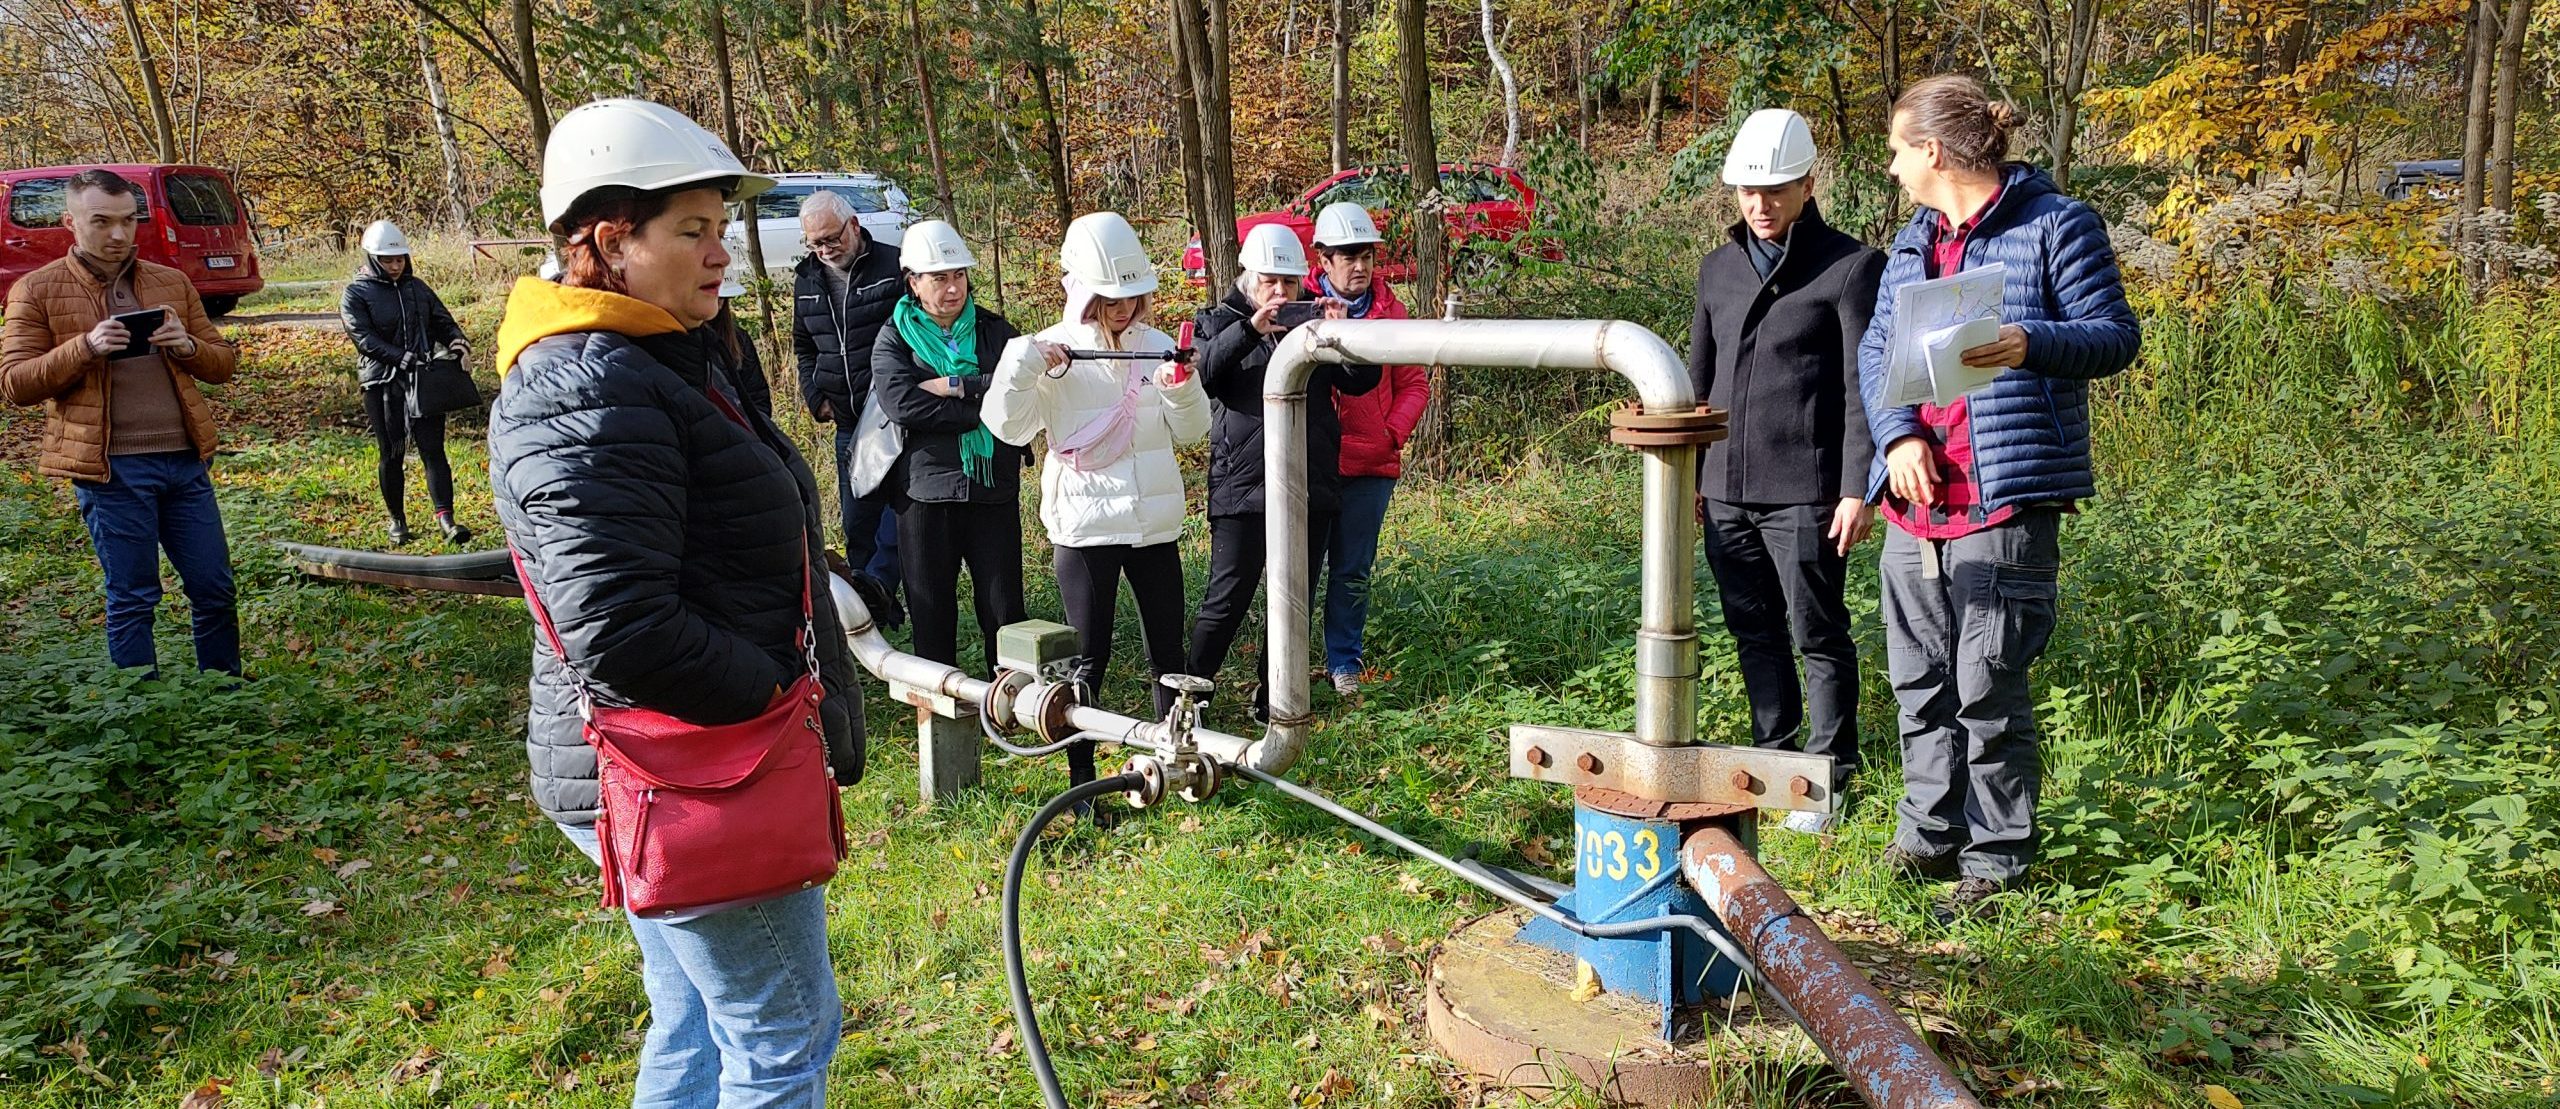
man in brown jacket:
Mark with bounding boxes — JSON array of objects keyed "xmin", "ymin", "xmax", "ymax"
[{"xmin": 2, "ymin": 168, "xmax": 242, "ymax": 675}]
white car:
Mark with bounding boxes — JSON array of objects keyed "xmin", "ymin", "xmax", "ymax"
[{"xmin": 725, "ymin": 172, "xmax": 914, "ymax": 278}]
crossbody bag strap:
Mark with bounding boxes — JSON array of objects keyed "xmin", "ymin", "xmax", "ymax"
[{"xmin": 507, "ymin": 546, "xmax": 598, "ymax": 718}]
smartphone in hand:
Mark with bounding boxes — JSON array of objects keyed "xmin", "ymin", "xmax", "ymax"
[
  {"xmin": 110, "ymin": 308, "xmax": 166, "ymax": 360},
  {"xmin": 1272, "ymin": 301, "xmax": 1323, "ymax": 331}
]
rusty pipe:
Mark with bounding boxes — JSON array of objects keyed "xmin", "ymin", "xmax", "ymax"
[
  {"xmin": 1256, "ymin": 319, "xmax": 1700, "ymax": 776},
  {"xmin": 1679, "ymin": 827, "xmax": 1984, "ymax": 1109}
]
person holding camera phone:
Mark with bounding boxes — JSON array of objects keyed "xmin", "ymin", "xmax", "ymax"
[
  {"xmin": 342, "ymin": 220, "xmax": 473, "ymax": 547},
  {"xmin": 1186, "ymin": 223, "xmax": 1379, "ymax": 722},
  {"xmin": 1, "ymin": 168, "xmax": 241, "ymax": 676}
]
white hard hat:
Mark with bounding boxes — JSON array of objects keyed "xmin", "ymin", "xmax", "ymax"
[
  {"xmin": 360, "ymin": 220, "xmax": 411, "ymax": 256},
  {"xmin": 900, "ymin": 219, "xmax": 976, "ymax": 274},
  {"xmin": 1722, "ymin": 108, "xmax": 1818, "ymax": 187},
  {"xmin": 1059, "ymin": 212, "xmax": 1158, "ymax": 297},
  {"xmin": 1239, "ymin": 223, "xmax": 1309, "ymax": 277},
  {"xmin": 539, "ymin": 98, "xmax": 775, "ymax": 232},
  {"xmin": 1310, "ymin": 203, "xmax": 1383, "ymax": 249}
]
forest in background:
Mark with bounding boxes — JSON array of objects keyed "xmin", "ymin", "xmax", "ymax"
[{"xmin": 1, "ymin": 0, "xmax": 2554, "ymax": 309}]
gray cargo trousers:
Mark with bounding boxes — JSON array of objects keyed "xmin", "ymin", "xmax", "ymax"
[{"xmin": 1881, "ymin": 509, "xmax": 2062, "ymax": 883}]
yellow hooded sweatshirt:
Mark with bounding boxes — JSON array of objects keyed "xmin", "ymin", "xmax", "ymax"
[{"xmin": 495, "ymin": 277, "xmax": 688, "ymax": 378}]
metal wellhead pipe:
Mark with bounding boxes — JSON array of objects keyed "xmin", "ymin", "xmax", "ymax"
[{"xmin": 1254, "ymin": 319, "xmax": 1703, "ymax": 776}]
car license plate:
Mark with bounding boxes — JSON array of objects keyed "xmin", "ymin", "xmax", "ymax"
[{"xmin": 205, "ymin": 256, "xmax": 235, "ymax": 268}]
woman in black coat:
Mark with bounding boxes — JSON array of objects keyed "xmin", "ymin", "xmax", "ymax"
[
  {"xmin": 485, "ymin": 98, "xmax": 861, "ymax": 1103},
  {"xmin": 869, "ymin": 218, "xmax": 1029, "ymax": 671},
  {"xmin": 340, "ymin": 220, "xmax": 468, "ymax": 546}
]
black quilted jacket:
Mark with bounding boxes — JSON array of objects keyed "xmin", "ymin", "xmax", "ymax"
[
  {"xmin": 341, "ymin": 259, "xmax": 463, "ymax": 389},
  {"xmin": 489, "ymin": 318, "xmax": 862, "ymax": 826},
  {"xmin": 791, "ymin": 243, "xmax": 904, "ymax": 422}
]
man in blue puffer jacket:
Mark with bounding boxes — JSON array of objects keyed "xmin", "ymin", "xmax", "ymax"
[{"xmin": 1856, "ymin": 75, "xmax": 2139, "ymax": 921}]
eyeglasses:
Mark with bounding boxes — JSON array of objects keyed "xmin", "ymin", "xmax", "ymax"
[{"xmin": 803, "ymin": 230, "xmax": 846, "ymax": 251}]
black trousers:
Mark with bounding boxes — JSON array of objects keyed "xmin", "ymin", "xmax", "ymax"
[
  {"xmin": 1054, "ymin": 541, "xmax": 1189, "ymax": 784},
  {"xmin": 897, "ymin": 500, "xmax": 1027, "ymax": 672},
  {"xmin": 1701, "ymin": 499, "xmax": 1861, "ymax": 789},
  {"xmin": 363, "ymin": 383, "xmax": 453, "ymax": 524},
  {"xmin": 1186, "ymin": 511, "xmax": 1335, "ymax": 715}
]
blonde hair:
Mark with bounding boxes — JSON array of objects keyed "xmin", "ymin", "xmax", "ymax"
[
  {"xmin": 1083, "ymin": 293, "xmax": 1152, "ymax": 351},
  {"xmin": 1893, "ymin": 75, "xmax": 2019, "ymax": 174}
]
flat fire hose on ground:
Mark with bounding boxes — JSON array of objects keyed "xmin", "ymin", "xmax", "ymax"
[{"xmin": 276, "ymin": 541, "xmax": 519, "ymax": 597}]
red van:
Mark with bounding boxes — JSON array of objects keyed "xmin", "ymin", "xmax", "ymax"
[{"xmin": 0, "ymin": 164, "xmax": 263, "ymax": 316}]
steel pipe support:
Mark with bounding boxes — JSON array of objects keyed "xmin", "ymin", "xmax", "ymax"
[
  {"xmin": 1258, "ymin": 319, "xmax": 1702, "ymax": 774},
  {"xmin": 1678, "ymin": 827, "xmax": 1984, "ymax": 1109}
]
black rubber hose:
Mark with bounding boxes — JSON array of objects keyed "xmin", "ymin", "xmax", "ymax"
[
  {"xmin": 1004, "ymin": 773, "xmax": 1145, "ymax": 1109},
  {"xmin": 274, "ymin": 541, "xmax": 514, "ymax": 578}
]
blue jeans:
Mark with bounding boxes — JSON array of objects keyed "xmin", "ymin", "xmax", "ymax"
[
  {"xmin": 831, "ymin": 427, "xmax": 901, "ymax": 591},
  {"xmin": 1323, "ymin": 476, "xmax": 1396, "ymax": 677},
  {"xmin": 72, "ymin": 451, "xmax": 239, "ymax": 675},
  {"xmin": 559, "ymin": 824, "xmax": 841, "ymax": 1107}
]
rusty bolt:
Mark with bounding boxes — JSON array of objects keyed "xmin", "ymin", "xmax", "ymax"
[
  {"xmin": 1788, "ymin": 775, "xmax": 1813, "ymax": 798},
  {"xmin": 1575, "ymin": 752, "xmax": 1602, "ymax": 775},
  {"xmin": 1525, "ymin": 746, "xmax": 1551, "ymax": 768},
  {"xmin": 1731, "ymin": 770, "xmax": 1760, "ymax": 793}
]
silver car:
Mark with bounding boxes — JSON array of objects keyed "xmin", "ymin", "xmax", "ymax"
[{"xmin": 725, "ymin": 172, "xmax": 914, "ymax": 278}]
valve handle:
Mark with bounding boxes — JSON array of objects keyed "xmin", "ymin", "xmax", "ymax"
[{"xmin": 1159, "ymin": 673, "xmax": 1214, "ymax": 697}]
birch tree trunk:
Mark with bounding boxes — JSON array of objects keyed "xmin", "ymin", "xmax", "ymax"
[
  {"xmin": 417, "ymin": 23, "xmax": 471, "ymax": 232},
  {"xmin": 1479, "ymin": 0, "xmax": 1517, "ymax": 167}
]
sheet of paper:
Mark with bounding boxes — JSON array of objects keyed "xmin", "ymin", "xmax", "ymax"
[
  {"xmin": 1922, "ymin": 316, "xmax": 2004, "ymax": 406},
  {"xmin": 1883, "ymin": 263, "xmax": 2007, "ymax": 409}
]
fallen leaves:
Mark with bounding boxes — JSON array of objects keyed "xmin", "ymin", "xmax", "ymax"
[
  {"xmin": 254, "ymin": 1045, "xmax": 308, "ymax": 1076},
  {"xmin": 987, "ymin": 1025, "xmax": 1017, "ymax": 1056},
  {"xmin": 298, "ymin": 899, "xmax": 342, "ymax": 918},
  {"xmin": 480, "ymin": 946, "xmax": 515, "ymax": 979},
  {"xmin": 178, "ymin": 1078, "xmax": 231, "ymax": 1109},
  {"xmin": 334, "ymin": 857, "xmax": 373, "ymax": 880},
  {"xmin": 390, "ymin": 1046, "xmax": 439, "ymax": 1083},
  {"xmin": 2202, "ymin": 1084, "xmax": 2245, "ymax": 1109}
]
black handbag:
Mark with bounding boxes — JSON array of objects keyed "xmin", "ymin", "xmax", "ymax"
[{"xmin": 405, "ymin": 355, "xmax": 483, "ymax": 420}]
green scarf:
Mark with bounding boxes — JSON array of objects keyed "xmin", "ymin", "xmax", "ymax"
[{"xmin": 893, "ymin": 294, "xmax": 997, "ymax": 487}]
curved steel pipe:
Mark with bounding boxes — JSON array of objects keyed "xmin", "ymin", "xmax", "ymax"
[{"xmin": 1255, "ymin": 318, "xmax": 1702, "ymax": 774}]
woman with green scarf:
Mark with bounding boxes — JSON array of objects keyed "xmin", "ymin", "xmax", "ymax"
[{"xmin": 870, "ymin": 219, "xmax": 1030, "ymax": 669}]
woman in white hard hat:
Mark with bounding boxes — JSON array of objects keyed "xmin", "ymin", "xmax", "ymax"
[
  {"xmin": 869, "ymin": 219, "xmax": 1030, "ymax": 672},
  {"xmin": 1186, "ymin": 223, "xmax": 1379, "ymax": 722},
  {"xmin": 486, "ymin": 98, "xmax": 860, "ymax": 1103},
  {"xmin": 985, "ymin": 211, "xmax": 1210, "ymax": 789},
  {"xmin": 340, "ymin": 219, "xmax": 471, "ymax": 546},
  {"xmin": 1305, "ymin": 202, "xmax": 1428, "ymax": 700}
]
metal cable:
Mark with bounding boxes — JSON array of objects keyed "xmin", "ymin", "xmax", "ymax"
[
  {"xmin": 1229, "ymin": 763, "xmax": 1794, "ymax": 1021},
  {"xmin": 1004, "ymin": 773, "xmax": 1146, "ymax": 1109}
]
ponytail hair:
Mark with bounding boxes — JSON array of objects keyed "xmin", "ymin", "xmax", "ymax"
[{"xmin": 1892, "ymin": 75, "xmax": 2019, "ymax": 174}]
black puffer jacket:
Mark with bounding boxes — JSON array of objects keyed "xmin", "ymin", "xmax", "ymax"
[
  {"xmin": 791, "ymin": 238, "xmax": 904, "ymax": 422},
  {"xmin": 489, "ymin": 296, "xmax": 863, "ymax": 827},
  {"xmin": 341, "ymin": 258, "xmax": 463, "ymax": 389},
  {"xmin": 1686, "ymin": 204, "xmax": 1884, "ymax": 505},
  {"xmin": 871, "ymin": 302, "xmax": 1029, "ymax": 505},
  {"xmin": 1195, "ymin": 286, "xmax": 1380, "ymax": 518}
]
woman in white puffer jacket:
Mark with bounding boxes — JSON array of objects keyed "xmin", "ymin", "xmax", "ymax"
[{"xmin": 986, "ymin": 211, "xmax": 1209, "ymax": 789}]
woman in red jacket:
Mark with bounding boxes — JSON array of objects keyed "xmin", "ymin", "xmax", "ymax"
[{"xmin": 1310, "ymin": 203, "xmax": 1429, "ymax": 696}]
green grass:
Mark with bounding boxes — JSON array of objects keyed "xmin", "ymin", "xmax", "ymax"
[{"xmin": 5, "ymin": 275, "xmax": 2560, "ymax": 1107}]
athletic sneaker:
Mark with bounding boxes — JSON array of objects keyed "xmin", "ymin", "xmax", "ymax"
[{"xmin": 1331, "ymin": 672, "xmax": 1361, "ymax": 697}]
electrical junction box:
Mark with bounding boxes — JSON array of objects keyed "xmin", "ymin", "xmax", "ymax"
[{"xmin": 996, "ymin": 620, "xmax": 1081, "ymax": 676}]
